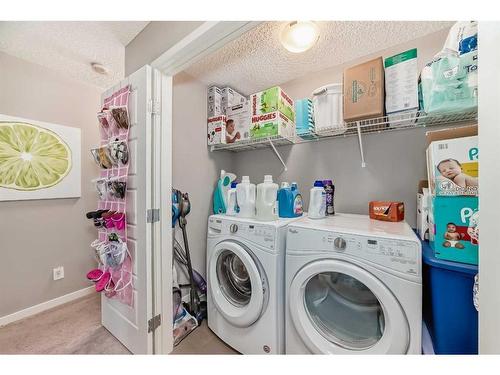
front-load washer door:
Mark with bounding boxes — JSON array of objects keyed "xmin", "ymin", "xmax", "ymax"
[
  {"xmin": 289, "ymin": 259, "xmax": 409, "ymax": 354},
  {"xmin": 209, "ymin": 241, "xmax": 266, "ymax": 328}
]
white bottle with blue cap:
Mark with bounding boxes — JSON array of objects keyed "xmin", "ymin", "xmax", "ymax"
[
  {"xmin": 309, "ymin": 180, "xmax": 326, "ymax": 219},
  {"xmin": 226, "ymin": 182, "xmax": 239, "ymax": 216}
]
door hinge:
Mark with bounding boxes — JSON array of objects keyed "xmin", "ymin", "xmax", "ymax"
[
  {"xmin": 147, "ymin": 208, "xmax": 160, "ymax": 223},
  {"xmin": 148, "ymin": 99, "xmax": 161, "ymax": 115},
  {"xmin": 148, "ymin": 314, "xmax": 161, "ymax": 333}
]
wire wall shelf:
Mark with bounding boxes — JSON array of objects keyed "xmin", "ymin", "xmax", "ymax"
[{"xmin": 209, "ymin": 109, "xmax": 477, "ymax": 169}]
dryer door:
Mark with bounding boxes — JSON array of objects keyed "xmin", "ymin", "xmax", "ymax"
[
  {"xmin": 209, "ymin": 241, "xmax": 266, "ymax": 328},
  {"xmin": 289, "ymin": 259, "xmax": 409, "ymax": 354}
]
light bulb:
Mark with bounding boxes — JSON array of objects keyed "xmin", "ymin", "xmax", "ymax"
[{"xmin": 280, "ymin": 21, "xmax": 319, "ymax": 53}]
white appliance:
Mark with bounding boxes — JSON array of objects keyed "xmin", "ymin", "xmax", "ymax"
[
  {"xmin": 285, "ymin": 214, "xmax": 422, "ymax": 354},
  {"xmin": 207, "ymin": 214, "xmax": 300, "ymax": 354}
]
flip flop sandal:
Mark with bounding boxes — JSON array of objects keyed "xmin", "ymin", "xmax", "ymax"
[
  {"xmin": 86, "ymin": 269, "xmax": 104, "ymax": 282},
  {"xmin": 95, "ymin": 271, "xmax": 111, "ymax": 292},
  {"xmin": 86, "ymin": 209, "xmax": 109, "ymax": 219}
]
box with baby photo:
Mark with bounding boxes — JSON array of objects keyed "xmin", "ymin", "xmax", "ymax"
[
  {"xmin": 426, "ymin": 135, "xmax": 478, "ymax": 196},
  {"xmin": 225, "ymin": 101, "xmax": 250, "ymax": 144},
  {"xmin": 431, "ymin": 196, "xmax": 479, "ymax": 265}
]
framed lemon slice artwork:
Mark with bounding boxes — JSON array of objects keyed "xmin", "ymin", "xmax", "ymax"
[{"xmin": 0, "ymin": 114, "xmax": 81, "ymax": 201}]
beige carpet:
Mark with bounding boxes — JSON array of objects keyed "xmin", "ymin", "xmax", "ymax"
[{"xmin": 0, "ymin": 293, "xmax": 237, "ymax": 355}]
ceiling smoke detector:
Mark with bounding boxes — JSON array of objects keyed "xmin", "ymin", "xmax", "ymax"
[
  {"xmin": 280, "ymin": 21, "xmax": 320, "ymax": 53},
  {"xmin": 91, "ymin": 62, "xmax": 109, "ymax": 75}
]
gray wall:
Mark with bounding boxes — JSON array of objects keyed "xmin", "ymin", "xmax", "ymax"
[
  {"xmin": 233, "ymin": 28, "xmax": 452, "ymax": 228},
  {"xmin": 172, "ymin": 72, "xmax": 233, "ymax": 281},
  {"xmin": 0, "ymin": 52, "xmax": 101, "ymax": 317},
  {"xmin": 125, "ymin": 21, "xmax": 204, "ymax": 76}
]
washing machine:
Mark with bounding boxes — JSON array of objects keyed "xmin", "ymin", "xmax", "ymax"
[
  {"xmin": 207, "ymin": 214, "xmax": 299, "ymax": 354},
  {"xmin": 285, "ymin": 213, "xmax": 422, "ymax": 354}
]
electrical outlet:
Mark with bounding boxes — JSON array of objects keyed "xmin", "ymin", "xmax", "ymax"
[{"xmin": 53, "ymin": 266, "xmax": 64, "ymax": 281}]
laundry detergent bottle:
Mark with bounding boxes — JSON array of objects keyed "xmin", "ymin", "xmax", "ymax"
[
  {"xmin": 256, "ymin": 175, "xmax": 279, "ymax": 221},
  {"xmin": 226, "ymin": 182, "xmax": 238, "ymax": 216},
  {"xmin": 236, "ymin": 176, "xmax": 256, "ymax": 218},
  {"xmin": 309, "ymin": 180, "xmax": 326, "ymax": 219},
  {"xmin": 278, "ymin": 182, "xmax": 303, "ymax": 218},
  {"xmin": 213, "ymin": 170, "xmax": 236, "ymax": 214}
]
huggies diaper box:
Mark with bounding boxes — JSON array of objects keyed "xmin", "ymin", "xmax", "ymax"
[
  {"xmin": 250, "ymin": 86, "xmax": 295, "ymax": 123},
  {"xmin": 225, "ymin": 101, "xmax": 250, "ymax": 143},
  {"xmin": 426, "ymin": 135, "xmax": 478, "ymax": 196},
  {"xmin": 207, "ymin": 115, "xmax": 226, "ymax": 145},
  {"xmin": 250, "ymin": 111, "xmax": 295, "ymax": 139},
  {"xmin": 429, "ymin": 196, "xmax": 479, "ymax": 265}
]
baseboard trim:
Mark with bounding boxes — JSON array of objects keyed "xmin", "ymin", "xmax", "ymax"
[{"xmin": 0, "ymin": 286, "xmax": 95, "ymax": 327}]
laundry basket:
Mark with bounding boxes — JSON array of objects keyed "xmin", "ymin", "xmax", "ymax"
[
  {"xmin": 422, "ymin": 239, "xmax": 478, "ymax": 354},
  {"xmin": 312, "ymin": 83, "xmax": 345, "ymax": 135}
]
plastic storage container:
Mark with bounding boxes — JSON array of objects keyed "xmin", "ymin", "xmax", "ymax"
[
  {"xmin": 422, "ymin": 238, "xmax": 478, "ymax": 354},
  {"xmin": 312, "ymin": 83, "xmax": 345, "ymax": 134}
]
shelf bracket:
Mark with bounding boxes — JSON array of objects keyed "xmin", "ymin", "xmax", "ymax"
[
  {"xmin": 268, "ymin": 139, "xmax": 288, "ymax": 172},
  {"xmin": 356, "ymin": 121, "xmax": 367, "ymax": 168}
]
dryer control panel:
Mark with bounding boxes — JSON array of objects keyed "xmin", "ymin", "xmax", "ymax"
[
  {"xmin": 208, "ymin": 217, "xmax": 277, "ymax": 252},
  {"xmin": 288, "ymin": 228, "xmax": 421, "ymax": 276}
]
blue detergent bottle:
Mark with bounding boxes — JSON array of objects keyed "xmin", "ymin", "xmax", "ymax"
[{"xmin": 278, "ymin": 182, "xmax": 303, "ymax": 218}]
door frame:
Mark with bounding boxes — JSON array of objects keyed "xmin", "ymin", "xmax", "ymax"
[{"xmin": 151, "ymin": 21, "xmax": 261, "ymax": 354}]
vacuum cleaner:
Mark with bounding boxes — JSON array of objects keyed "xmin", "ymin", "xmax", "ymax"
[{"xmin": 171, "ymin": 189, "xmax": 207, "ymax": 345}]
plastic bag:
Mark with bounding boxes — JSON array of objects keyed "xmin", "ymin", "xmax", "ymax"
[{"xmin": 420, "ymin": 21, "xmax": 478, "ymax": 114}]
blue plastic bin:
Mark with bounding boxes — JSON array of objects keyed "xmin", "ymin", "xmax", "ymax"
[{"xmin": 422, "ymin": 239, "xmax": 478, "ymax": 354}]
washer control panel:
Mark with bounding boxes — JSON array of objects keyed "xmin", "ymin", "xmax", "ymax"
[
  {"xmin": 209, "ymin": 218, "xmax": 277, "ymax": 251},
  {"xmin": 288, "ymin": 228, "xmax": 420, "ymax": 276}
]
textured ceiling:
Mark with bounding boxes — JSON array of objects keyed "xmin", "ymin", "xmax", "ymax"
[
  {"xmin": 185, "ymin": 21, "xmax": 454, "ymax": 95},
  {"xmin": 0, "ymin": 21, "xmax": 149, "ymax": 88}
]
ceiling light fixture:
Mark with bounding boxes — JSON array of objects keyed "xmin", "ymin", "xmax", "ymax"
[
  {"xmin": 91, "ymin": 62, "xmax": 109, "ymax": 75},
  {"xmin": 280, "ymin": 21, "xmax": 319, "ymax": 53}
]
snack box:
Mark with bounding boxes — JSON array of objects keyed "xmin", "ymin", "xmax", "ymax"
[
  {"xmin": 250, "ymin": 86, "xmax": 295, "ymax": 123},
  {"xmin": 207, "ymin": 115, "xmax": 227, "ymax": 145},
  {"xmin": 426, "ymin": 135, "xmax": 478, "ymax": 196},
  {"xmin": 225, "ymin": 101, "xmax": 250, "ymax": 144},
  {"xmin": 430, "ymin": 196, "xmax": 479, "ymax": 265},
  {"xmin": 250, "ymin": 111, "xmax": 295, "ymax": 139},
  {"xmin": 369, "ymin": 201, "xmax": 405, "ymax": 222}
]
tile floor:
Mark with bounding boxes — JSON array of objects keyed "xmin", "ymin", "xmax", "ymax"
[{"xmin": 0, "ymin": 293, "xmax": 237, "ymax": 355}]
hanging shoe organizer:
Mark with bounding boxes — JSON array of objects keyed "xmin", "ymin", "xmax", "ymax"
[{"xmin": 87, "ymin": 85, "xmax": 134, "ymax": 306}]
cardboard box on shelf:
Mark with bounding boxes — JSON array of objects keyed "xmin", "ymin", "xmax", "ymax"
[
  {"xmin": 250, "ymin": 86, "xmax": 295, "ymax": 122},
  {"xmin": 207, "ymin": 86, "xmax": 223, "ymax": 117},
  {"xmin": 432, "ymin": 196, "xmax": 479, "ymax": 265},
  {"xmin": 426, "ymin": 135, "xmax": 478, "ymax": 196},
  {"xmin": 207, "ymin": 115, "xmax": 227, "ymax": 145},
  {"xmin": 343, "ymin": 57, "xmax": 385, "ymax": 122},
  {"xmin": 250, "ymin": 111, "xmax": 295, "ymax": 139},
  {"xmin": 384, "ymin": 49, "xmax": 418, "ymax": 115},
  {"xmin": 225, "ymin": 101, "xmax": 250, "ymax": 144},
  {"xmin": 221, "ymin": 87, "xmax": 247, "ymax": 109}
]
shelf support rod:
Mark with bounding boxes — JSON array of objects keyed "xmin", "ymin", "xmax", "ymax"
[
  {"xmin": 268, "ymin": 139, "xmax": 288, "ymax": 172},
  {"xmin": 356, "ymin": 121, "xmax": 366, "ymax": 168}
]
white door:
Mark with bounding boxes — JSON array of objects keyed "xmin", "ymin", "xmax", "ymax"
[
  {"xmin": 289, "ymin": 259, "xmax": 409, "ymax": 354},
  {"xmin": 101, "ymin": 66, "xmax": 155, "ymax": 354},
  {"xmin": 209, "ymin": 241, "xmax": 267, "ymax": 327}
]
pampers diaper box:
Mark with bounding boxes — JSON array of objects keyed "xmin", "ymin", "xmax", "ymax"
[
  {"xmin": 250, "ymin": 86, "xmax": 295, "ymax": 123},
  {"xmin": 426, "ymin": 135, "xmax": 478, "ymax": 196},
  {"xmin": 207, "ymin": 115, "xmax": 226, "ymax": 145},
  {"xmin": 225, "ymin": 101, "xmax": 250, "ymax": 144},
  {"xmin": 250, "ymin": 111, "xmax": 295, "ymax": 139},
  {"xmin": 430, "ymin": 196, "xmax": 479, "ymax": 265}
]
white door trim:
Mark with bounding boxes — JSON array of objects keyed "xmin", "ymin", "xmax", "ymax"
[{"xmin": 151, "ymin": 21, "xmax": 260, "ymax": 76}]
